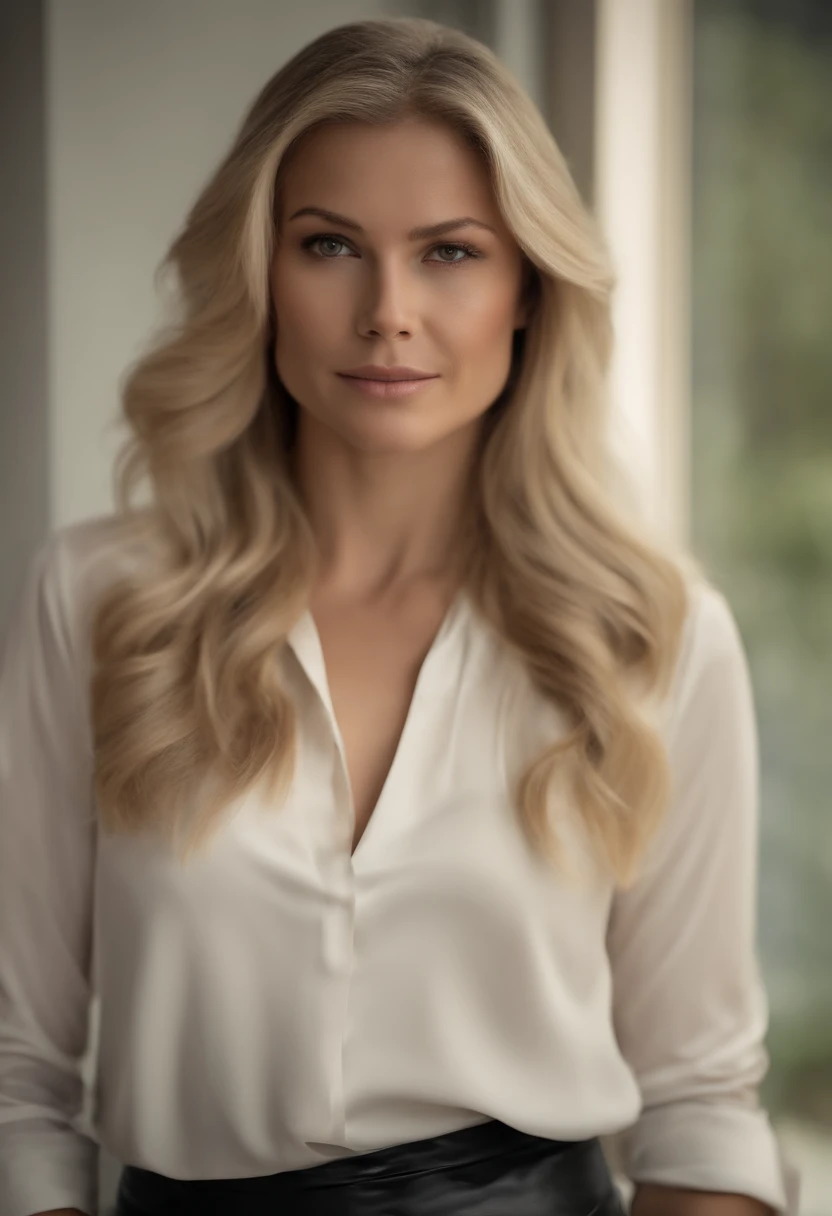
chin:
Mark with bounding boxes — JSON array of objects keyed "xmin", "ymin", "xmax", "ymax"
[
  {"xmin": 340, "ymin": 425, "xmax": 449, "ymax": 456},
  {"xmin": 328, "ymin": 412, "xmax": 458, "ymax": 455}
]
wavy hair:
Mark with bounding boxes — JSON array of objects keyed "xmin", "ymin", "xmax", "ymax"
[{"xmin": 90, "ymin": 15, "xmax": 704, "ymax": 886}]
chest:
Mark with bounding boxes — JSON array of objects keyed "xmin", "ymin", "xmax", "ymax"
[{"xmin": 309, "ymin": 591, "xmax": 454, "ymax": 855}]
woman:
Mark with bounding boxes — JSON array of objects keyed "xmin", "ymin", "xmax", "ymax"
[{"xmin": 0, "ymin": 16, "xmax": 793, "ymax": 1216}]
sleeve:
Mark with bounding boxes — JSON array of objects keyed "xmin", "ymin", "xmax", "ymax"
[
  {"xmin": 605, "ymin": 584, "xmax": 800, "ymax": 1214},
  {"xmin": 0, "ymin": 532, "xmax": 99, "ymax": 1216}
]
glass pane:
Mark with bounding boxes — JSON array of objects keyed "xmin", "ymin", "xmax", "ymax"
[{"xmin": 691, "ymin": 2, "xmax": 832, "ymax": 1209}]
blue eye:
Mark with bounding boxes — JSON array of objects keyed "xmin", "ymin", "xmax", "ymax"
[{"xmin": 300, "ymin": 234, "xmax": 482, "ymax": 266}]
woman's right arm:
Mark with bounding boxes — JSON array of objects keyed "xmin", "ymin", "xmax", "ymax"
[{"xmin": 0, "ymin": 533, "xmax": 99, "ymax": 1216}]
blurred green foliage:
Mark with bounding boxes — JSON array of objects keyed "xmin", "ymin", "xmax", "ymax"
[{"xmin": 691, "ymin": 0, "xmax": 832, "ymax": 1125}]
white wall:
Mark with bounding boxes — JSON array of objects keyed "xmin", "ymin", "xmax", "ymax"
[
  {"xmin": 0, "ymin": 2, "xmax": 49, "ymax": 638},
  {"xmin": 46, "ymin": 0, "xmax": 393, "ymax": 533}
]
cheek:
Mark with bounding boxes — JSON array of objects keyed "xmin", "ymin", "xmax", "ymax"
[
  {"xmin": 271, "ymin": 261, "xmax": 340, "ymax": 348},
  {"xmin": 446, "ymin": 284, "xmax": 520, "ymax": 358}
]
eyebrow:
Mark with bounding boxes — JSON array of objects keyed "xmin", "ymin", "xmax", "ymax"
[{"xmin": 287, "ymin": 206, "xmax": 498, "ymax": 241}]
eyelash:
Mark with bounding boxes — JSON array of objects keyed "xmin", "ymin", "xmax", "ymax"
[{"xmin": 300, "ymin": 233, "xmax": 483, "ymax": 267}]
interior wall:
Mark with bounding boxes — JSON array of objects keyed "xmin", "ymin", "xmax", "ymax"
[
  {"xmin": 0, "ymin": 1, "xmax": 49, "ymax": 641},
  {"xmin": 542, "ymin": 0, "xmax": 597, "ymax": 207},
  {"xmin": 45, "ymin": 0, "xmax": 400, "ymax": 537}
]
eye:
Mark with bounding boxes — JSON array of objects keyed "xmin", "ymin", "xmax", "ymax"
[
  {"xmin": 300, "ymin": 234, "xmax": 482, "ymax": 267},
  {"xmin": 426, "ymin": 242, "xmax": 481, "ymax": 265},
  {"xmin": 301, "ymin": 235, "xmax": 351, "ymax": 258}
]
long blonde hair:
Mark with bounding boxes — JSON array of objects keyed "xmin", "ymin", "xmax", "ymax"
[{"xmin": 91, "ymin": 16, "xmax": 702, "ymax": 886}]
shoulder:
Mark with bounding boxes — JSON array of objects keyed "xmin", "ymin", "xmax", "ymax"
[
  {"xmin": 52, "ymin": 508, "xmax": 153, "ymax": 576},
  {"xmin": 643, "ymin": 568, "xmax": 753, "ymax": 739},
  {"xmin": 651, "ymin": 573, "xmax": 759, "ymax": 783},
  {"xmin": 23, "ymin": 511, "xmax": 160, "ymax": 681},
  {"xmin": 665, "ymin": 576, "xmax": 751, "ymax": 733},
  {"xmin": 51, "ymin": 509, "xmax": 158, "ymax": 610}
]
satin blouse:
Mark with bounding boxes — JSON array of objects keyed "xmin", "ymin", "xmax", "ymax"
[{"xmin": 0, "ymin": 515, "xmax": 795, "ymax": 1215}]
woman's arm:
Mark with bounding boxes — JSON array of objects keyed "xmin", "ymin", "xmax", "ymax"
[
  {"xmin": 31, "ymin": 1210, "xmax": 89, "ymax": 1215},
  {"xmin": 0, "ymin": 533, "xmax": 99, "ymax": 1216},
  {"xmin": 631, "ymin": 1184, "xmax": 775, "ymax": 1215},
  {"xmin": 605, "ymin": 586, "xmax": 791, "ymax": 1213}
]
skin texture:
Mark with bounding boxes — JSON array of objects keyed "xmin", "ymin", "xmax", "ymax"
[
  {"xmin": 631, "ymin": 1187, "xmax": 775, "ymax": 1215},
  {"xmin": 270, "ymin": 115, "xmax": 530, "ymax": 600}
]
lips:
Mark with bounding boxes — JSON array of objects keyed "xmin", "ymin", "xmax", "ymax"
[
  {"xmin": 337, "ymin": 365, "xmax": 438, "ymax": 381},
  {"xmin": 337, "ymin": 374, "xmax": 438, "ymax": 399}
]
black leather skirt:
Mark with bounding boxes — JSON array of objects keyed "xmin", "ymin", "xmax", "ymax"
[{"xmin": 114, "ymin": 1117, "xmax": 627, "ymax": 1215}]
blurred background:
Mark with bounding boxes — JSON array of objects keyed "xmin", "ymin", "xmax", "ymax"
[{"xmin": 1, "ymin": 1, "xmax": 828, "ymax": 1211}]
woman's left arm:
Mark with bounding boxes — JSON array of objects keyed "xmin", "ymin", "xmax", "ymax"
[
  {"xmin": 631, "ymin": 1182, "xmax": 775, "ymax": 1214},
  {"xmin": 605, "ymin": 584, "xmax": 796, "ymax": 1215}
]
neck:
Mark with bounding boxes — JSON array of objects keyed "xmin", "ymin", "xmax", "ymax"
[{"xmin": 290, "ymin": 413, "xmax": 481, "ymax": 602}]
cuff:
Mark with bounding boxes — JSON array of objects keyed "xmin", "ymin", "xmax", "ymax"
[
  {"xmin": 618, "ymin": 1100, "xmax": 800, "ymax": 1215},
  {"xmin": 0, "ymin": 1118, "xmax": 99, "ymax": 1216}
]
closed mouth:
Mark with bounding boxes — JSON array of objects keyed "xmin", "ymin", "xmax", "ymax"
[{"xmin": 339, "ymin": 374, "xmax": 437, "ymax": 382}]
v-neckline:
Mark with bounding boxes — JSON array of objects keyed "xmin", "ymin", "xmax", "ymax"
[{"xmin": 287, "ymin": 588, "xmax": 467, "ymax": 864}]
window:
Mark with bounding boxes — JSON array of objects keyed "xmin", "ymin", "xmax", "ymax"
[{"xmin": 691, "ymin": 2, "xmax": 832, "ymax": 1208}]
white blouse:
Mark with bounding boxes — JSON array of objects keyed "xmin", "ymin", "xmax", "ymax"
[{"xmin": 0, "ymin": 515, "xmax": 797, "ymax": 1216}]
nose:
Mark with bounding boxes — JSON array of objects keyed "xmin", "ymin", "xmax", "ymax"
[{"xmin": 357, "ymin": 257, "xmax": 418, "ymax": 339}]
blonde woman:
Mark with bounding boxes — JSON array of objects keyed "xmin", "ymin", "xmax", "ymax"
[{"xmin": 0, "ymin": 17, "xmax": 793, "ymax": 1216}]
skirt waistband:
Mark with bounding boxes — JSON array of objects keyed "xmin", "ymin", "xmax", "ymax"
[{"xmin": 116, "ymin": 1118, "xmax": 625, "ymax": 1215}]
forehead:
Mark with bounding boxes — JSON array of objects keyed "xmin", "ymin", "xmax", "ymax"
[{"xmin": 277, "ymin": 117, "xmax": 506, "ymax": 235}]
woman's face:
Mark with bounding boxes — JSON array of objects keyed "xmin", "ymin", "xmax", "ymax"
[{"xmin": 270, "ymin": 116, "xmax": 529, "ymax": 455}]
